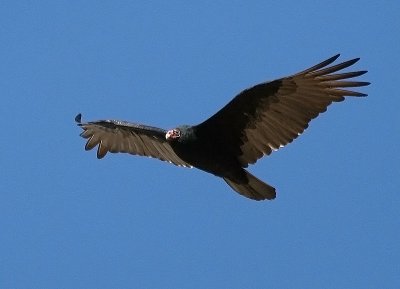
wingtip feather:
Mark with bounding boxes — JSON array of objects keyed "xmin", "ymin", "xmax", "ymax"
[
  {"xmin": 332, "ymin": 53, "xmax": 341, "ymax": 61},
  {"xmin": 75, "ymin": 113, "xmax": 82, "ymax": 124}
]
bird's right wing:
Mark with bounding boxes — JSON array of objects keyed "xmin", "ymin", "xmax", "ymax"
[{"xmin": 75, "ymin": 114, "xmax": 192, "ymax": 167}]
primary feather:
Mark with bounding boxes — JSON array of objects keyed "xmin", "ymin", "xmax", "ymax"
[{"xmin": 76, "ymin": 54, "xmax": 370, "ymax": 201}]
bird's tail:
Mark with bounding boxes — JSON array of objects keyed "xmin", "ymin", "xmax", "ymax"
[{"xmin": 223, "ymin": 170, "xmax": 276, "ymax": 201}]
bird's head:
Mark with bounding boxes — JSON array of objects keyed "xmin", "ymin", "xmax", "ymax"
[{"xmin": 165, "ymin": 128, "xmax": 181, "ymax": 141}]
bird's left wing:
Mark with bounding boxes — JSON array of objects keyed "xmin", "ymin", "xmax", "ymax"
[
  {"xmin": 75, "ymin": 114, "xmax": 191, "ymax": 167},
  {"xmin": 195, "ymin": 54, "xmax": 370, "ymax": 167}
]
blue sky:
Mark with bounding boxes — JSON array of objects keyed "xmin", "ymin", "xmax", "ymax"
[{"xmin": 1, "ymin": 1, "xmax": 399, "ymax": 288}]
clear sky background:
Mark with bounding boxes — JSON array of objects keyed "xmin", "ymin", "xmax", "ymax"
[{"xmin": 1, "ymin": 1, "xmax": 399, "ymax": 288}]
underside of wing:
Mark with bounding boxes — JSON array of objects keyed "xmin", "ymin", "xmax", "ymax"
[
  {"xmin": 196, "ymin": 54, "xmax": 370, "ymax": 167},
  {"xmin": 75, "ymin": 114, "xmax": 192, "ymax": 167}
]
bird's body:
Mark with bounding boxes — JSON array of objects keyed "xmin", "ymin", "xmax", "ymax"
[
  {"xmin": 76, "ymin": 54, "xmax": 370, "ymax": 200},
  {"xmin": 170, "ymin": 126, "xmax": 232, "ymax": 176}
]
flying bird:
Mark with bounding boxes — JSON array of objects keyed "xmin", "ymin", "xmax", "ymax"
[{"xmin": 76, "ymin": 54, "xmax": 369, "ymax": 201}]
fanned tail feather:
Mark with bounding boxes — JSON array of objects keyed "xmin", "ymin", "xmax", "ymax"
[{"xmin": 223, "ymin": 170, "xmax": 276, "ymax": 201}]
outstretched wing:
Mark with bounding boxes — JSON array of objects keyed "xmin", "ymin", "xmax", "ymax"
[
  {"xmin": 195, "ymin": 54, "xmax": 370, "ymax": 167},
  {"xmin": 75, "ymin": 114, "xmax": 192, "ymax": 167}
]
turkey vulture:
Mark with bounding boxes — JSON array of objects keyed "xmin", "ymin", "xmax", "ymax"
[{"xmin": 76, "ymin": 54, "xmax": 369, "ymax": 201}]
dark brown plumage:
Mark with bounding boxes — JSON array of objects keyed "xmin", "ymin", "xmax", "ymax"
[{"xmin": 76, "ymin": 54, "xmax": 369, "ymax": 200}]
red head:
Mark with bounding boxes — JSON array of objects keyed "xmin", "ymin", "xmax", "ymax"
[{"xmin": 165, "ymin": 129, "xmax": 181, "ymax": 141}]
